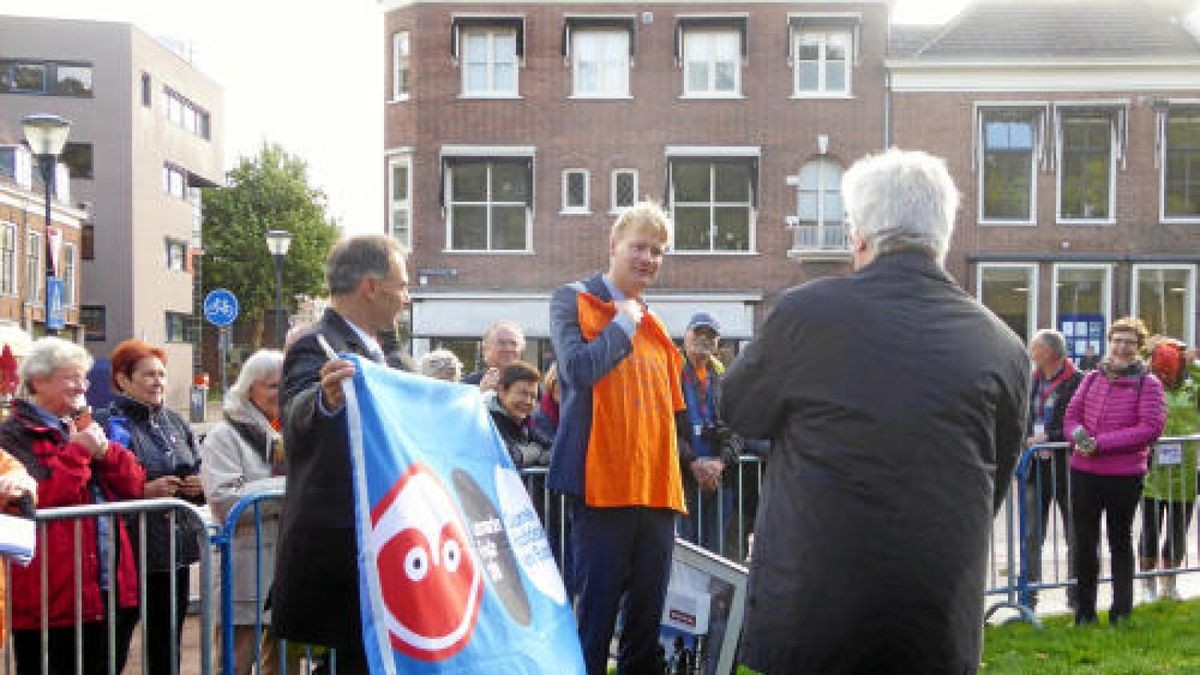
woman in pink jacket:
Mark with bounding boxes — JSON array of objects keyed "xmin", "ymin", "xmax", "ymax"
[{"xmin": 1065, "ymin": 317, "xmax": 1167, "ymax": 626}]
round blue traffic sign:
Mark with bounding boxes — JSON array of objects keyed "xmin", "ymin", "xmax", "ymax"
[{"xmin": 203, "ymin": 289, "xmax": 239, "ymax": 327}]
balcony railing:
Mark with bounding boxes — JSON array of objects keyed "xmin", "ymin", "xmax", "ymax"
[{"xmin": 786, "ymin": 218, "xmax": 850, "ymax": 256}]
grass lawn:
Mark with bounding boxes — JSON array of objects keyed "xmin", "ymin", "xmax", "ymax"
[{"xmin": 981, "ymin": 599, "xmax": 1200, "ymax": 674}]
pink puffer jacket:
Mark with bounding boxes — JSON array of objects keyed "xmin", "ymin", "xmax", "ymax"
[{"xmin": 1065, "ymin": 367, "xmax": 1166, "ymax": 476}]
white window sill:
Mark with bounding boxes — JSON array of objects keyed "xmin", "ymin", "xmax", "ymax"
[
  {"xmin": 787, "ymin": 248, "xmax": 852, "ymax": 261},
  {"xmin": 667, "ymin": 250, "xmax": 760, "ymax": 256},
  {"xmin": 1161, "ymin": 217, "xmax": 1200, "ymax": 225},
  {"xmin": 457, "ymin": 93, "xmax": 522, "ymax": 100},
  {"xmin": 609, "ymin": 208, "xmax": 633, "ymax": 216},
  {"xmin": 569, "ymin": 94, "xmax": 633, "ymax": 100},
  {"xmin": 560, "ymin": 209, "xmax": 591, "ymax": 216},
  {"xmin": 388, "ymin": 95, "xmax": 410, "ymax": 104},
  {"xmin": 979, "ymin": 219, "xmax": 1037, "ymax": 227},
  {"xmin": 1057, "ymin": 219, "xmax": 1116, "ymax": 226},
  {"xmin": 679, "ymin": 93, "xmax": 745, "ymax": 100},
  {"xmin": 441, "ymin": 249, "xmax": 536, "ymax": 255},
  {"xmin": 790, "ymin": 93, "xmax": 854, "ymax": 100}
]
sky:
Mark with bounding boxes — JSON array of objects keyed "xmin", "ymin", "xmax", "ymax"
[{"xmin": 7, "ymin": 0, "xmax": 967, "ymax": 234}]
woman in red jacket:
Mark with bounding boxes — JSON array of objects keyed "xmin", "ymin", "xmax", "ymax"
[
  {"xmin": 1065, "ymin": 317, "xmax": 1167, "ymax": 627},
  {"xmin": 0, "ymin": 337, "xmax": 146, "ymax": 675}
]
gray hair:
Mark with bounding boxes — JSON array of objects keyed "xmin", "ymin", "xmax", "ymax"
[
  {"xmin": 842, "ymin": 149, "xmax": 959, "ymax": 264},
  {"xmin": 226, "ymin": 349, "xmax": 284, "ymax": 413},
  {"xmin": 1031, "ymin": 329, "xmax": 1067, "ymax": 358},
  {"xmin": 418, "ymin": 348, "xmax": 463, "ymax": 381},
  {"xmin": 19, "ymin": 337, "xmax": 93, "ymax": 397},
  {"xmin": 326, "ymin": 234, "xmax": 405, "ymax": 296},
  {"xmin": 483, "ymin": 319, "xmax": 525, "ymax": 346}
]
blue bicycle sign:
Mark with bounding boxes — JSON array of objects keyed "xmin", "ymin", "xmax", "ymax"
[{"xmin": 203, "ymin": 289, "xmax": 239, "ymax": 327}]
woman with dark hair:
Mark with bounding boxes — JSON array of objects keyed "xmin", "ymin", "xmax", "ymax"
[
  {"xmin": 1066, "ymin": 317, "xmax": 1166, "ymax": 626},
  {"xmin": 486, "ymin": 361, "xmax": 552, "ymax": 469},
  {"xmin": 95, "ymin": 339, "xmax": 205, "ymax": 675}
]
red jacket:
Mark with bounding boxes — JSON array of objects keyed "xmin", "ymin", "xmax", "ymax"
[{"xmin": 0, "ymin": 399, "xmax": 145, "ymax": 629}]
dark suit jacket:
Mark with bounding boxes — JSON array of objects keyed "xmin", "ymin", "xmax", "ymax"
[
  {"xmin": 721, "ymin": 250, "xmax": 1030, "ymax": 675},
  {"xmin": 272, "ymin": 308, "xmax": 398, "ymax": 648}
]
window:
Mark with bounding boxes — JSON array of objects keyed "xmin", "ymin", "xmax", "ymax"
[
  {"xmin": 981, "ymin": 109, "xmax": 1040, "ymax": 223},
  {"xmin": 166, "ymin": 239, "xmax": 188, "ymax": 271},
  {"xmin": 0, "ymin": 60, "xmax": 93, "ymax": 96},
  {"xmin": 393, "ymin": 32, "xmax": 411, "ymax": 100},
  {"xmin": 60, "ymin": 143, "xmax": 93, "ymax": 180},
  {"xmin": 794, "ymin": 31, "xmax": 851, "ymax": 96},
  {"xmin": 573, "ymin": 30, "xmax": 630, "ymax": 97},
  {"xmin": 141, "ymin": 72, "xmax": 152, "ymax": 107},
  {"xmin": 1133, "ymin": 265, "xmax": 1195, "ymax": 346},
  {"xmin": 562, "ymin": 169, "xmax": 589, "ymax": 214},
  {"xmin": 683, "ymin": 31, "xmax": 740, "ymax": 97},
  {"xmin": 0, "ymin": 223, "xmax": 15, "ymax": 296},
  {"xmin": 790, "ymin": 158, "xmax": 846, "ymax": 251},
  {"xmin": 462, "ymin": 28, "xmax": 519, "ymax": 97},
  {"xmin": 1053, "ymin": 264, "xmax": 1111, "ymax": 361},
  {"xmin": 162, "ymin": 87, "xmax": 211, "ymax": 140},
  {"xmin": 163, "ymin": 164, "xmax": 187, "ymax": 199},
  {"xmin": 80, "ymin": 305, "xmax": 106, "ymax": 342},
  {"xmin": 612, "ymin": 169, "xmax": 638, "ymax": 212},
  {"xmin": 389, "ymin": 156, "xmax": 412, "ymax": 248},
  {"xmin": 1163, "ymin": 109, "xmax": 1200, "ymax": 221},
  {"xmin": 1059, "ymin": 113, "xmax": 1114, "ymax": 221},
  {"xmin": 670, "ymin": 159, "xmax": 754, "ymax": 252},
  {"xmin": 82, "ymin": 224, "xmax": 94, "ymax": 261},
  {"xmin": 166, "ymin": 312, "xmax": 190, "ymax": 343},
  {"xmin": 446, "ymin": 159, "xmax": 530, "ymax": 251},
  {"xmin": 25, "ymin": 232, "xmax": 41, "ymax": 304},
  {"xmin": 977, "ymin": 264, "xmax": 1037, "ymax": 344},
  {"xmin": 61, "ymin": 243, "xmax": 75, "ymax": 307}
]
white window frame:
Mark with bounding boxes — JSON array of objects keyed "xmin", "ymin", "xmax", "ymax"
[
  {"xmin": 681, "ymin": 30, "xmax": 741, "ymax": 99},
  {"xmin": 25, "ymin": 231, "xmax": 41, "ymax": 304},
  {"xmin": 392, "ymin": 31, "xmax": 410, "ymax": 102},
  {"xmin": 460, "ymin": 27, "xmax": 520, "ymax": 98},
  {"xmin": 610, "ymin": 169, "xmax": 638, "ymax": 214},
  {"xmin": 792, "ymin": 30, "xmax": 852, "ymax": 98},
  {"xmin": 1160, "ymin": 107, "xmax": 1200, "ymax": 224},
  {"xmin": 1051, "ymin": 263, "xmax": 1114, "ymax": 339},
  {"xmin": 561, "ymin": 169, "xmax": 590, "ymax": 215},
  {"xmin": 61, "ymin": 242, "xmax": 75, "ymax": 307},
  {"xmin": 444, "ymin": 159, "xmax": 533, "ymax": 253},
  {"xmin": 977, "ymin": 105, "xmax": 1045, "ymax": 227},
  {"xmin": 388, "ymin": 155, "xmax": 412, "ymax": 248},
  {"xmin": 975, "ymin": 263, "xmax": 1038, "ymax": 344},
  {"xmin": 1131, "ymin": 263, "xmax": 1196, "ymax": 346},
  {"xmin": 1056, "ymin": 112, "xmax": 1117, "ymax": 225},
  {"xmin": 571, "ymin": 29, "xmax": 630, "ymax": 99},
  {"xmin": 788, "ymin": 157, "xmax": 847, "ymax": 252},
  {"xmin": 165, "ymin": 238, "xmax": 188, "ymax": 272},
  {"xmin": 669, "ymin": 160, "xmax": 757, "ymax": 255},
  {"xmin": 0, "ymin": 222, "xmax": 16, "ymax": 297}
]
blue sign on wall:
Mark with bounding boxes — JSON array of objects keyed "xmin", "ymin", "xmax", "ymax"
[
  {"xmin": 1058, "ymin": 313, "xmax": 1105, "ymax": 361},
  {"xmin": 203, "ymin": 289, "xmax": 239, "ymax": 327},
  {"xmin": 46, "ymin": 277, "xmax": 65, "ymax": 331}
]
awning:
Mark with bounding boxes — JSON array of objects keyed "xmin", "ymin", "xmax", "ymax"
[
  {"xmin": 664, "ymin": 146, "xmax": 761, "ymax": 208},
  {"xmin": 675, "ymin": 15, "xmax": 749, "ymax": 59},
  {"xmin": 438, "ymin": 146, "xmax": 536, "ymax": 209},
  {"xmin": 562, "ymin": 15, "xmax": 638, "ymax": 57},
  {"xmin": 451, "ymin": 15, "xmax": 525, "ymax": 59},
  {"xmin": 786, "ymin": 13, "xmax": 862, "ymax": 61}
]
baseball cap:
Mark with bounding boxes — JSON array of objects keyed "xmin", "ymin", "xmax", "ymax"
[{"xmin": 686, "ymin": 312, "xmax": 720, "ymax": 334}]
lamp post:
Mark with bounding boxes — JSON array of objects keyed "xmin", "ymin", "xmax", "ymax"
[
  {"xmin": 265, "ymin": 230, "xmax": 292, "ymax": 347},
  {"xmin": 22, "ymin": 114, "xmax": 71, "ymax": 336}
]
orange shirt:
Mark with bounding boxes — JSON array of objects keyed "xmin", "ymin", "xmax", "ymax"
[{"xmin": 576, "ymin": 293, "xmax": 687, "ymax": 512}]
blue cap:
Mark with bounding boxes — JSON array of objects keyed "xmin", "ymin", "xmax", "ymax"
[{"xmin": 686, "ymin": 312, "xmax": 720, "ymax": 334}]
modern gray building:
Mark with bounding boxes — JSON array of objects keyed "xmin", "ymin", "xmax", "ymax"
[{"xmin": 0, "ymin": 15, "xmax": 223, "ymax": 408}]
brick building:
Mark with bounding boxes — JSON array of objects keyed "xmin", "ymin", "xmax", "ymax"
[{"xmin": 384, "ymin": 0, "xmax": 1200, "ymax": 365}]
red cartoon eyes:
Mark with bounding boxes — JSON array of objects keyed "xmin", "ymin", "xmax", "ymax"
[{"xmin": 443, "ymin": 539, "xmax": 462, "ymax": 573}]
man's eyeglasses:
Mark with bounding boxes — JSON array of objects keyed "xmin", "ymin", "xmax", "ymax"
[{"xmin": 1109, "ymin": 337, "xmax": 1139, "ymax": 346}]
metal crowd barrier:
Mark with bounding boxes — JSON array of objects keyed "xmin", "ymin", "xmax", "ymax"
[
  {"xmin": 1, "ymin": 498, "xmax": 214, "ymax": 675},
  {"xmin": 984, "ymin": 434, "xmax": 1200, "ymax": 627}
]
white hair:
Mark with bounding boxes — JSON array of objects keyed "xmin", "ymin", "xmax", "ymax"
[
  {"xmin": 19, "ymin": 337, "xmax": 93, "ymax": 397},
  {"xmin": 483, "ymin": 319, "xmax": 525, "ymax": 346},
  {"xmin": 842, "ymin": 149, "xmax": 959, "ymax": 264},
  {"xmin": 418, "ymin": 348, "xmax": 463, "ymax": 381},
  {"xmin": 226, "ymin": 349, "xmax": 284, "ymax": 413}
]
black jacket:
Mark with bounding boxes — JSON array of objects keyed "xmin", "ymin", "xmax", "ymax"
[
  {"xmin": 272, "ymin": 308, "xmax": 408, "ymax": 648},
  {"xmin": 721, "ymin": 251, "xmax": 1029, "ymax": 674},
  {"xmin": 485, "ymin": 395, "xmax": 552, "ymax": 468},
  {"xmin": 95, "ymin": 394, "xmax": 204, "ymax": 571}
]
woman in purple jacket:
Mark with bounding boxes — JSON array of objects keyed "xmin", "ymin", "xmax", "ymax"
[{"xmin": 1065, "ymin": 317, "xmax": 1167, "ymax": 626}]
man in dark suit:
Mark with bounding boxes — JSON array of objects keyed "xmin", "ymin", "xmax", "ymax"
[
  {"xmin": 722, "ymin": 150, "xmax": 1029, "ymax": 674},
  {"xmin": 272, "ymin": 234, "xmax": 411, "ymax": 674}
]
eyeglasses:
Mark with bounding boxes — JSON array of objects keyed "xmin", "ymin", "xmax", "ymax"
[{"xmin": 1109, "ymin": 337, "xmax": 1139, "ymax": 346}]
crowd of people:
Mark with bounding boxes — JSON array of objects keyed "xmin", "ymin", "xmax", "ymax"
[{"xmin": 1, "ymin": 147, "xmax": 1199, "ymax": 675}]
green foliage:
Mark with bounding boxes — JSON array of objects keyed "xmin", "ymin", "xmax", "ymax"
[
  {"xmin": 201, "ymin": 142, "xmax": 339, "ymax": 325},
  {"xmin": 982, "ymin": 599, "xmax": 1200, "ymax": 673}
]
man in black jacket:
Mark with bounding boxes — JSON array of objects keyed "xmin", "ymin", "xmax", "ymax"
[
  {"xmin": 272, "ymin": 235, "xmax": 411, "ymax": 674},
  {"xmin": 1023, "ymin": 328, "xmax": 1083, "ymax": 610},
  {"xmin": 722, "ymin": 149, "xmax": 1029, "ymax": 674}
]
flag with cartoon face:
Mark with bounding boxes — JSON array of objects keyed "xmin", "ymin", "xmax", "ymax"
[{"xmin": 343, "ymin": 355, "xmax": 585, "ymax": 675}]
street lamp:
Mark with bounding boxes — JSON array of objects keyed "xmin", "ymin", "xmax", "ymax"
[
  {"xmin": 22, "ymin": 114, "xmax": 72, "ymax": 336},
  {"xmin": 265, "ymin": 230, "xmax": 292, "ymax": 347}
]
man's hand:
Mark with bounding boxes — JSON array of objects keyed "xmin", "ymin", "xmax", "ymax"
[
  {"xmin": 320, "ymin": 358, "xmax": 357, "ymax": 410},
  {"xmin": 690, "ymin": 459, "xmax": 722, "ymax": 493},
  {"xmin": 144, "ymin": 476, "xmax": 182, "ymax": 499},
  {"xmin": 1026, "ymin": 434, "xmax": 1050, "ymax": 459},
  {"xmin": 615, "ymin": 298, "xmax": 644, "ymax": 326},
  {"xmin": 0, "ymin": 471, "xmax": 36, "ymax": 505},
  {"xmin": 178, "ymin": 474, "xmax": 204, "ymax": 499},
  {"xmin": 479, "ymin": 368, "xmax": 501, "ymax": 393},
  {"xmin": 69, "ymin": 421, "xmax": 110, "ymax": 460}
]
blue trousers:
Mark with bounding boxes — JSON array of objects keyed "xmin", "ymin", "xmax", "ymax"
[{"xmin": 572, "ymin": 501, "xmax": 675, "ymax": 675}]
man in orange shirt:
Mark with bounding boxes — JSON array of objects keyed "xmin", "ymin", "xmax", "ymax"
[{"xmin": 547, "ymin": 202, "xmax": 690, "ymax": 675}]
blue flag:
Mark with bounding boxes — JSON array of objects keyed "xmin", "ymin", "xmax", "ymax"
[{"xmin": 343, "ymin": 355, "xmax": 586, "ymax": 675}]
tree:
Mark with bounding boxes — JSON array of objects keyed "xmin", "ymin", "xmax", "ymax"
[{"xmin": 201, "ymin": 143, "xmax": 339, "ymax": 345}]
